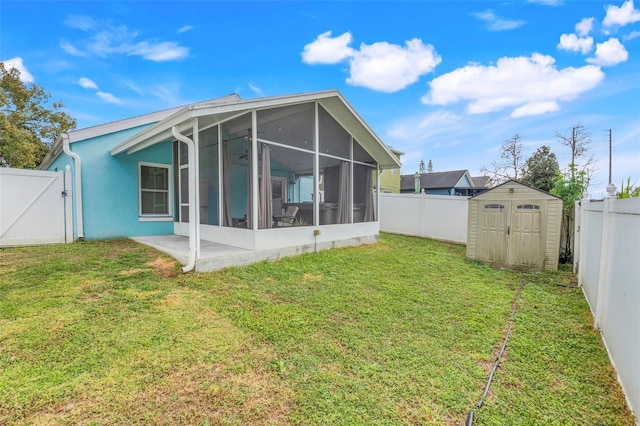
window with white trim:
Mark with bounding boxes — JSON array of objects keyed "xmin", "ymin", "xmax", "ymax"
[{"xmin": 139, "ymin": 162, "xmax": 171, "ymax": 217}]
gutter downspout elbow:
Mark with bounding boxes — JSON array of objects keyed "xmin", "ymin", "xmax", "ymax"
[
  {"xmin": 172, "ymin": 126, "xmax": 197, "ymax": 273},
  {"xmin": 62, "ymin": 134, "xmax": 84, "ymax": 240}
]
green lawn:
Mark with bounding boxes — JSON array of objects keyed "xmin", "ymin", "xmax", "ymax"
[{"xmin": 0, "ymin": 234, "xmax": 634, "ymax": 425}]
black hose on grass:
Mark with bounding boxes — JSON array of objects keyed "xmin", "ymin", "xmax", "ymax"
[{"xmin": 466, "ymin": 280, "xmax": 526, "ymax": 426}]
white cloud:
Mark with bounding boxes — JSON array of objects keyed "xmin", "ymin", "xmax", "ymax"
[
  {"xmin": 603, "ymin": 0, "xmax": 640, "ymax": 28},
  {"xmin": 130, "ymin": 41, "xmax": 188, "ymax": 61},
  {"xmin": 60, "ymin": 40, "xmax": 89, "ymax": 57},
  {"xmin": 512, "ymin": 101, "xmax": 560, "ymax": 118},
  {"xmin": 96, "ymin": 91, "xmax": 122, "ymax": 104},
  {"xmin": 177, "ymin": 25, "xmax": 194, "ymax": 34},
  {"xmin": 78, "ymin": 77, "xmax": 98, "ymax": 89},
  {"xmin": 64, "ymin": 15, "xmax": 97, "ymax": 32},
  {"xmin": 387, "ymin": 110, "xmax": 462, "ymax": 142},
  {"xmin": 575, "ymin": 17, "xmax": 594, "ymax": 36},
  {"xmin": 473, "ymin": 10, "xmax": 526, "ymax": 31},
  {"xmin": 1, "ymin": 57, "xmax": 34, "ymax": 83},
  {"xmin": 347, "ymin": 39, "xmax": 441, "ymax": 93},
  {"xmin": 301, "ymin": 31, "xmax": 355, "ymax": 64},
  {"xmin": 624, "ymin": 30, "xmax": 640, "ymax": 40},
  {"xmin": 302, "ymin": 32, "xmax": 441, "ymax": 92},
  {"xmin": 587, "ymin": 38, "xmax": 629, "ymax": 66},
  {"xmin": 249, "ymin": 83, "xmax": 264, "ymax": 97},
  {"xmin": 422, "ymin": 53, "xmax": 605, "ymax": 118},
  {"xmin": 149, "ymin": 83, "xmax": 183, "ymax": 105},
  {"xmin": 62, "ymin": 15, "xmax": 189, "ymax": 62},
  {"xmin": 557, "ymin": 33, "xmax": 594, "ymax": 54}
]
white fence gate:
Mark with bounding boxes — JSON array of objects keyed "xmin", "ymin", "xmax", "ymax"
[
  {"xmin": 0, "ymin": 168, "xmax": 72, "ymax": 246},
  {"xmin": 575, "ymin": 194, "xmax": 640, "ymax": 419}
]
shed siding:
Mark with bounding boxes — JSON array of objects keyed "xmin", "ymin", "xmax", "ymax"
[
  {"xmin": 466, "ymin": 200, "xmax": 479, "ymax": 258},
  {"xmin": 467, "ymin": 181, "xmax": 562, "ymax": 271}
]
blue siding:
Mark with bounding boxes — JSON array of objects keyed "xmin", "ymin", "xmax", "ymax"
[
  {"xmin": 425, "ymin": 188, "xmax": 450, "ymax": 196},
  {"xmin": 48, "ymin": 124, "xmax": 175, "ymax": 239},
  {"xmin": 459, "ymin": 175, "xmax": 472, "ymax": 188}
]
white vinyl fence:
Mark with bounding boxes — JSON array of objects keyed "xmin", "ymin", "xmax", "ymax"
[
  {"xmin": 0, "ymin": 167, "xmax": 72, "ymax": 246},
  {"xmin": 379, "ymin": 193, "xmax": 468, "ymax": 244},
  {"xmin": 575, "ymin": 193, "xmax": 640, "ymax": 419}
]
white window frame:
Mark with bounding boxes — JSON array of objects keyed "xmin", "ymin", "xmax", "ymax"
[{"xmin": 138, "ymin": 162, "xmax": 173, "ymax": 221}]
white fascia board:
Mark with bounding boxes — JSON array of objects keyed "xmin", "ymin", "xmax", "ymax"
[
  {"xmin": 108, "ymin": 89, "xmax": 400, "ymax": 169},
  {"xmin": 39, "ymin": 136, "xmax": 64, "ymax": 170},
  {"xmin": 71, "ymin": 94, "xmax": 242, "ymax": 145},
  {"xmin": 110, "ymin": 109, "xmax": 192, "ymax": 155},
  {"xmin": 68, "ymin": 108, "xmax": 184, "ymax": 144},
  {"xmin": 112, "ymin": 90, "xmax": 340, "ymax": 156},
  {"xmin": 190, "ymin": 89, "xmax": 340, "ymax": 118}
]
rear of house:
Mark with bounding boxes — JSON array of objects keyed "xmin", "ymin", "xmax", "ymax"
[{"xmin": 40, "ymin": 90, "xmax": 401, "ymax": 271}]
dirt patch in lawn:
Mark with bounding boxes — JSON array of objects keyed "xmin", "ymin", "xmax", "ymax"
[
  {"xmin": 130, "ymin": 353, "xmax": 293, "ymax": 425},
  {"xmin": 147, "ymin": 257, "xmax": 179, "ymax": 278}
]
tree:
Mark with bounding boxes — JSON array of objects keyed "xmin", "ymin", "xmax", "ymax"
[
  {"xmin": 521, "ymin": 146, "xmax": 560, "ymax": 192},
  {"xmin": 0, "ymin": 63, "xmax": 76, "ymax": 168},
  {"xmin": 555, "ymin": 123, "xmax": 593, "ymax": 180},
  {"xmin": 616, "ymin": 178, "xmax": 640, "ymax": 199},
  {"xmin": 551, "ymin": 165, "xmax": 589, "ymax": 263},
  {"xmin": 419, "ymin": 160, "xmax": 426, "ymax": 175},
  {"xmin": 481, "ymin": 133, "xmax": 524, "ymax": 184},
  {"xmin": 427, "ymin": 159, "xmax": 433, "ymax": 173}
]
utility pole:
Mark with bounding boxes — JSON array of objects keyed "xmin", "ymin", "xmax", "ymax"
[
  {"xmin": 608, "ymin": 129, "xmax": 612, "ymax": 184},
  {"xmin": 571, "ymin": 126, "xmax": 576, "ymax": 179}
]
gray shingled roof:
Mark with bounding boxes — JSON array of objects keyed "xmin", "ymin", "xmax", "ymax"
[
  {"xmin": 400, "ymin": 170, "xmax": 469, "ymax": 191},
  {"xmin": 472, "ymin": 175, "xmax": 491, "ymax": 188}
]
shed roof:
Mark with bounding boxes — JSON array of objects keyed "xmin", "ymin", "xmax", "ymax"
[{"xmin": 470, "ymin": 179, "xmax": 561, "ymax": 200}]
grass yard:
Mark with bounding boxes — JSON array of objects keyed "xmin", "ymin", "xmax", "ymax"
[{"xmin": 0, "ymin": 233, "xmax": 634, "ymax": 425}]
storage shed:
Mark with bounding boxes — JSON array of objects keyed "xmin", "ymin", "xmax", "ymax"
[{"xmin": 466, "ymin": 180, "xmax": 562, "ymax": 271}]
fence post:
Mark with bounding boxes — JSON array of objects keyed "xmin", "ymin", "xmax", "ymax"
[
  {"xmin": 420, "ymin": 191, "xmax": 427, "ymax": 238},
  {"xmin": 594, "ymin": 184, "xmax": 616, "ymax": 329},
  {"xmin": 573, "ymin": 199, "xmax": 581, "ymax": 275},
  {"xmin": 576, "ymin": 191, "xmax": 589, "ymax": 284}
]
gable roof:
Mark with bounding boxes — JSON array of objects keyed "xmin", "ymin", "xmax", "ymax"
[
  {"xmin": 401, "ymin": 169, "xmax": 472, "ymax": 191},
  {"xmin": 472, "ymin": 175, "xmax": 491, "ymax": 188},
  {"xmin": 470, "ymin": 179, "xmax": 561, "ymax": 200},
  {"xmin": 109, "ymin": 89, "xmax": 401, "ymax": 169},
  {"xmin": 40, "ymin": 94, "xmax": 241, "ymax": 170}
]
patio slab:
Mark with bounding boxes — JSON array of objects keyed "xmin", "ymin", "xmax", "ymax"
[{"xmin": 131, "ymin": 233, "xmax": 378, "ymax": 272}]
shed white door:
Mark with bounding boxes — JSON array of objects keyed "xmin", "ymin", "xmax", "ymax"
[
  {"xmin": 476, "ymin": 201, "xmax": 545, "ymax": 269},
  {"xmin": 477, "ymin": 203, "xmax": 509, "ymax": 265},
  {"xmin": 509, "ymin": 203, "xmax": 544, "ymax": 269},
  {"xmin": 0, "ymin": 168, "xmax": 72, "ymax": 246}
]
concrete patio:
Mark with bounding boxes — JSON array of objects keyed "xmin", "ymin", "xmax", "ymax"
[{"xmin": 131, "ymin": 234, "xmax": 320, "ymax": 272}]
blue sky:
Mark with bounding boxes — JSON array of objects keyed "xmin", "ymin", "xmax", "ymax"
[{"xmin": 2, "ymin": 0, "xmax": 639, "ymax": 196}]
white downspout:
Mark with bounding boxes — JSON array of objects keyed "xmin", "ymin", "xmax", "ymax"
[
  {"xmin": 172, "ymin": 126, "xmax": 197, "ymax": 273},
  {"xmin": 62, "ymin": 134, "xmax": 84, "ymax": 240}
]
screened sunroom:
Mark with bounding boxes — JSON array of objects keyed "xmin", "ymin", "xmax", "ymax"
[{"xmin": 111, "ymin": 90, "xmax": 400, "ymax": 271}]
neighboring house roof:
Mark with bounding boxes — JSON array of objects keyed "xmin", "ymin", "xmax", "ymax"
[
  {"xmin": 109, "ymin": 89, "xmax": 401, "ymax": 170},
  {"xmin": 471, "ymin": 175, "xmax": 491, "ymax": 188},
  {"xmin": 400, "ymin": 169, "xmax": 473, "ymax": 191}
]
